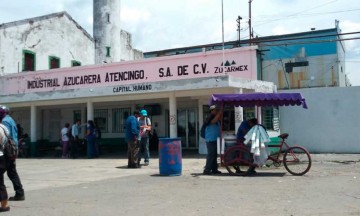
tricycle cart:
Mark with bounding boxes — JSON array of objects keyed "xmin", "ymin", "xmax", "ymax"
[{"xmin": 209, "ymin": 93, "xmax": 311, "ymax": 176}]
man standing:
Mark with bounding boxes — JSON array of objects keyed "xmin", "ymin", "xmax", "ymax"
[
  {"xmin": 0, "ymin": 106, "xmax": 25, "ymax": 201},
  {"xmin": 203, "ymin": 105, "xmax": 223, "ymax": 175},
  {"xmin": 70, "ymin": 119, "xmax": 81, "ymax": 158},
  {"xmin": 125, "ymin": 111, "xmax": 141, "ymax": 168},
  {"xmin": 138, "ymin": 109, "xmax": 151, "ymax": 166}
]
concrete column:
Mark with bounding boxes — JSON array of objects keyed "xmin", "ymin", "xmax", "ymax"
[
  {"xmin": 198, "ymin": 99, "xmax": 207, "ymax": 154},
  {"xmin": 169, "ymin": 92, "xmax": 177, "ymax": 138},
  {"xmin": 30, "ymin": 105, "xmax": 37, "ymax": 157},
  {"xmin": 234, "ymin": 88, "xmax": 243, "ymax": 131},
  {"xmin": 81, "ymin": 106, "xmax": 87, "ymax": 138},
  {"xmin": 87, "ymin": 100, "xmax": 94, "ymax": 121},
  {"xmin": 255, "ymin": 106, "xmax": 262, "ymax": 124}
]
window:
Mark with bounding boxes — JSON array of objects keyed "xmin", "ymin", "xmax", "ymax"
[
  {"xmin": 202, "ymin": 105, "xmax": 235, "ymax": 131},
  {"xmin": 22, "ymin": 50, "xmax": 36, "ymax": 71},
  {"xmin": 243, "ymin": 107, "xmax": 255, "ymax": 120},
  {"xmin": 106, "ymin": 13, "xmax": 111, "ymax": 23},
  {"xmin": 106, "ymin": 47, "xmax": 111, "ymax": 57},
  {"xmin": 94, "ymin": 109, "xmax": 108, "ymax": 133},
  {"xmin": 262, "ymin": 107, "xmax": 279, "ymax": 131},
  {"xmin": 112, "ymin": 108, "xmax": 131, "ymax": 133},
  {"xmin": 71, "ymin": 60, "xmax": 81, "ymax": 67},
  {"xmin": 222, "ymin": 105, "xmax": 235, "ymax": 131},
  {"xmin": 202, "ymin": 105, "xmax": 210, "ymax": 124},
  {"xmin": 73, "ymin": 110, "xmax": 81, "ymax": 123},
  {"xmin": 49, "ymin": 56, "xmax": 60, "ymax": 69}
]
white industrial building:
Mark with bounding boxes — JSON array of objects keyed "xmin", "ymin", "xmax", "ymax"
[{"xmin": 0, "ymin": 0, "xmax": 358, "ymax": 156}]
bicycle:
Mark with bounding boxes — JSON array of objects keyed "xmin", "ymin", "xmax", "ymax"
[{"xmin": 222, "ymin": 133, "xmax": 312, "ymax": 176}]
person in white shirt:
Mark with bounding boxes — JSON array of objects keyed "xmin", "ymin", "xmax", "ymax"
[{"xmin": 60, "ymin": 123, "xmax": 71, "ymax": 158}]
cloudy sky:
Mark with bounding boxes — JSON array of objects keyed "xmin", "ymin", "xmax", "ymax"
[{"xmin": 1, "ymin": 0, "xmax": 359, "ymax": 85}]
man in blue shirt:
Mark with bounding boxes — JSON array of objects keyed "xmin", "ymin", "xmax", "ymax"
[
  {"xmin": 125, "ymin": 110, "xmax": 141, "ymax": 168},
  {"xmin": 203, "ymin": 105, "xmax": 223, "ymax": 175},
  {"xmin": 70, "ymin": 119, "xmax": 81, "ymax": 158},
  {"xmin": 0, "ymin": 106, "xmax": 25, "ymax": 201},
  {"xmin": 236, "ymin": 118, "xmax": 259, "ymax": 142}
]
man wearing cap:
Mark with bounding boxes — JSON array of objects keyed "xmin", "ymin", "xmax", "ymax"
[
  {"xmin": 125, "ymin": 110, "xmax": 141, "ymax": 168},
  {"xmin": 203, "ymin": 105, "xmax": 223, "ymax": 175},
  {"xmin": 138, "ymin": 109, "xmax": 152, "ymax": 166},
  {"xmin": 0, "ymin": 106, "xmax": 25, "ymax": 201}
]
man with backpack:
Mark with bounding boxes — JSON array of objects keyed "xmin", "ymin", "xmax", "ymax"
[
  {"xmin": 0, "ymin": 106, "xmax": 25, "ymax": 201},
  {"xmin": 137, "ymin": 109, "xmax": 151, "ymax": 166}
]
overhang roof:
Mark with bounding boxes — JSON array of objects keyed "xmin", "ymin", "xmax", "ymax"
[{"xmin": 209, "ymin": 93, "xmax": 308, "ymax": 109}]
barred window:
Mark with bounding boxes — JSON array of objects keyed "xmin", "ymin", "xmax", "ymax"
[
  {"xmin": 262, "ymin": 107, "xmax": 279, "ymax": 131},
  {"xmin": 112, "ymin": 108, "xmax": 131, "ymax": 133},
  {"xmin": 243, "ymin": 107, "xmax": 255, "ymax": 120},
  {"xmin": 94, "ymin": 109, "xmax": 108, "ymax": 133}
]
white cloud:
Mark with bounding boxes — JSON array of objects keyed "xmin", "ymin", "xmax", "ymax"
[
  {"xmin": 272, "ymin": 26, "xmax": 292, "ymax": 35},
  {"xmin": 121, "ymin": 6, "xmax": 151, "ymax": 23}
]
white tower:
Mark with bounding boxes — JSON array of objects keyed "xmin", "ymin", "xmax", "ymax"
[{"xmin": 93, "ymin": 0, "xmax": 121, "ymax": 64}]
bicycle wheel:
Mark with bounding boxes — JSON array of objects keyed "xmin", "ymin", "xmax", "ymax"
[
  {"xmin": 283, "ymin": 146, "xmax": 311, "ymax": 176},
  {"xmin": 223, "ymin": 146, "xmax": 252, "ymax": 176}
]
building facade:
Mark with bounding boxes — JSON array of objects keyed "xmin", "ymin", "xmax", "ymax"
[
  {"xmin": 0, "ymin": 47, "xmax": 274, "ymax": 156},
  {"xmin": 145, "ymin": 25, "xmax": 349, "ymax": 89},
  {"xmin": 0, "ymin": 0, "xmax": 143, "ymax": 76},
  {"xmin": 0, "ymin": 12, "xmax": 95, "ymax": 75}
]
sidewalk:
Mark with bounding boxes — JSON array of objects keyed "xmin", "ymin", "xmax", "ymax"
[{"xmin": 4, "ymin": 153, "xmax": 360, "ymax": 216}]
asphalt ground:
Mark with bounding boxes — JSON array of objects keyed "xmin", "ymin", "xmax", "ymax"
[{"xmin": 2, "ymin": 153, "xmax": 360, "ymax": 216}]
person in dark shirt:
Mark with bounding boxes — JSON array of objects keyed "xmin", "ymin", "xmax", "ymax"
[{"xmin": 236, "ymin": 118, "xmax": 258, "ymax": 143}]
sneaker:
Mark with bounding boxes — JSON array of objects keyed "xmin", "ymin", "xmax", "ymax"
[
  {"xmin": 144, "ymin": 162, "xmax": 149, "ymax": 166},
  {"xmin": 203, "ymin": 170, "xmax": 212, "ymax": 175},
  {"xmin": 211, "ymin": 170, "xmax": 222, "ymax": 174},
  {"xmin": 247, "ymin": 168, "xmax": 257, "ymax": 175},
  {"xmin": 9, "ymin": 195, "xmax": 25, "ymax": 201},
  {"xmin": 0, "ymin": 206, "xmax": 10, "ymax": 212}
]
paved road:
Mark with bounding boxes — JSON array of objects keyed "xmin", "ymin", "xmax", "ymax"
[{"xmin": 3, "ymin": 154, "xmax": 360, "ymax": 216}]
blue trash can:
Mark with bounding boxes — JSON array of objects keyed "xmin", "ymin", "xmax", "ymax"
[{"xmin": 158, "ymin": 138, "xmax": 182, "ymax": 176}]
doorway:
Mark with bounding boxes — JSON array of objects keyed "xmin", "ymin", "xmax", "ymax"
[{"xmin": 177, "ymin": 108, "xmax": 198, "ymax": 149}]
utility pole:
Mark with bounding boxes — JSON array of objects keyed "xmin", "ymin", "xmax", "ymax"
[
  {"xmin": 248, "ymin": 0, "xmax": 253, "ymax": 45},
  {"xmin": 236, "ymin": 16, "xmax": 242, "ymax": 47}
]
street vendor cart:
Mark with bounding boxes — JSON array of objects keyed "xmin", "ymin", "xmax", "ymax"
[{"xmin": 209, "ymin": 92, "xmax": 311, "ymax": 176}]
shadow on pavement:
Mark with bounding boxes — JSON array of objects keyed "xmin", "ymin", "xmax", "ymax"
[{"xmin": 190, "ymin": 172, "xmax": 286, "ymax": 177}]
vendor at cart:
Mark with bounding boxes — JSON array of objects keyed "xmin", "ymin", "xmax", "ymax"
[{"xmin": 236, "ymin": 118, "xmax": 258, "ymax": 143}]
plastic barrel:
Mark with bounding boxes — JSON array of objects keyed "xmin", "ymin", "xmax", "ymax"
[{"xmin": 158, "ymin": 138, "xmax": 182, "ymax": 176}]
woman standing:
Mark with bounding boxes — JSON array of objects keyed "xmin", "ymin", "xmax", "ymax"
[
  {"xmin": 86, "ymin": 120, "xmax": 97, "ymax": 158},
  {"xmin": 60, "ymin": 123, "xmax": 71, "ymax": 158}
]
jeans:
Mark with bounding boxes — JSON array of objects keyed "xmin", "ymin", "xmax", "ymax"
[
  {"xmin": 138, "ymin": 137, "xmax": 150, "ymax": 163},
  {"xmin": 6, "ymin": 159, "xmax": 24, "ymax": 197},
  {"xmin": 70, "ymin": 137, "xmax": 79, "ymax": 158},
  {"xmin": 0, "ymin": 156, "xmax": 7, "ymax": 201},
  {"xmin": 204, "ymin": 141, "xmax": 218, "ymax": 172}
]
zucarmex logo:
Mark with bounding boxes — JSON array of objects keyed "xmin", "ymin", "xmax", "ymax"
[{"xmin": 214, "ymin": 60, "xmax": 248, "ymax": 74}]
